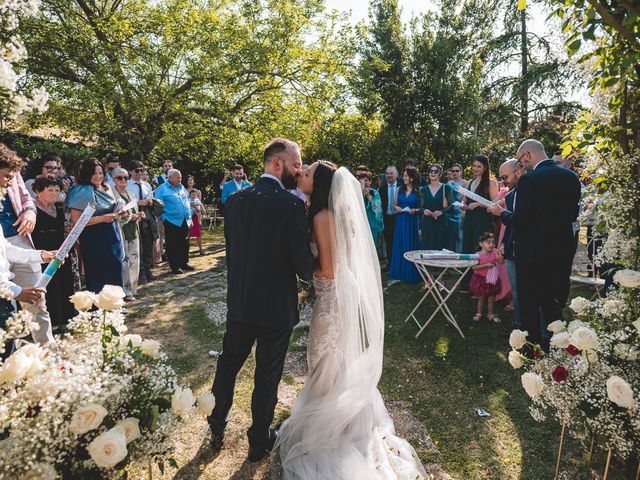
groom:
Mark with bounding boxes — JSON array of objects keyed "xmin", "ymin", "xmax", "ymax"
[{"xmin": 208, "ymin": 138, "xmax": 314, "ymax": 461}]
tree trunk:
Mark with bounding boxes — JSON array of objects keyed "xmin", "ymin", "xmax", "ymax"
[{"xmin": 519, "ymin": 9, "xmax": 529, "ymax": 135}]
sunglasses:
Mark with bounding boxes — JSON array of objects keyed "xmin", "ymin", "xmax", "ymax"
[
  {"xmin": 43, "ymin": 165, "xmax": 60, "ymax": 171},
  {"xmin": 114, "ymin": 176, "xmax": 129, "ymax": 181},
  {"xmin": 133, "ymin": 168, "xmax": 144, "ymax": 173},
  {"xmin": 499, "ymin": 175, "xmax": 508, "ymax": 181},
  {"xmin": 451, "ymin": 169, "xmax": 461, "ymax": 172},
  {"xmin": 429, "ymin": 169, "xmax": 441, "ymax": 174}
]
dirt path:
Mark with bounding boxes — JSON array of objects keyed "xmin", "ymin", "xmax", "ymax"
[{"xmin": 126, "ymin": 233, "xmax": 450, "ymax": 479}]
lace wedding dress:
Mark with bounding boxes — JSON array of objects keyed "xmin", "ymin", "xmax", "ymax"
[{"xmin": 271, "ymin": 168, "xmax": 426, "ymax": 480}]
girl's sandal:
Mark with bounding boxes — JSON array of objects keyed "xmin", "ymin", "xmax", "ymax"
[
  {"xmin": 488, "ymin": 314, "xmax": 502, "ymax": 324},
  {"xmin": 472, "ymin": 313, "xmax": 482, "ymax": 322}
]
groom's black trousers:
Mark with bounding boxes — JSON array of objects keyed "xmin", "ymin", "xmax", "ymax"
[{"xmin": 210, "ymin": 321, "xmax": 293, "ymax": 447}]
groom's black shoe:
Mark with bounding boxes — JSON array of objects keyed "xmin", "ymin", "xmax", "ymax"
[
  {"xmin": 247, "ymin": 427, "xmax": 278, "ymax": 462},
  {"xmin": 207, "ymin": 417, "xmax": 227, "ymax": 450}
]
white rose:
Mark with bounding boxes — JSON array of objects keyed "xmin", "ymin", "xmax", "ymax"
[
  {"xmin": 196, "ymin": 392, "xmax": 216, "ymax": 416},
  {"xmin": 87, "ymin": 426, "xmax": 128, "ymax": 468},
  {"xmin": 569, "ymin": 327, "xmax": 599, "ymax": 351},
  {"xmin": 69, "ymin": 291, "xmax": 95, "ymax": 311},
  {"xmin": 0, "ymin": 349, "xmax": 32, "ymax": 384},
  {"xmin": 567, "ymin": 319, "xmax": 588, "ymax": 334},
  {"xmin": 171, "ymin": 386, "xmax": 194, "ymax": 417},
  {"xmin": 114, "ymin": 417, "xmax": 141, "ymax": 444},
  {"xmin": 606, "ymin": 375, "xmax": 635, "ymax": 409},
  {"xmin": 69, "ymin": 403, "xmax": 108, "ymax": 435},
  {"xmin": 521, "ymin": 372, "xmax": 545, "ymax": 398},
  {"xmin": 509, "ymin": 330, "xmax": 528, "ymax": 350},
  {"xmin": 94, "ymin": 285, "xmax": 125, "ymax": 311},
  {"xmin": 22, "ymin": 463, "xmax": 57, "ymax": 480},
  {"xmin": 17, "ymin": 344, "xmax": 46, "ymax": 378},
  {"xmin": 140, "ymin": 339, "xmax": 161, "ymax": 359},
  {"xmin": 581, "ymin": 349, "xmax": 598, "ymax": 364},
  {"xmin": 613, "ymin": 344, "xmax": 639, "ymax": 361},
  {"xmin": 613, "ymin": 269, "xmax": 640, "ymax": 288},
  {"xmin": 632, "ymin": 319, "xmax": 640, "ymax": 332},
  {"xmin": 547, "ymin": 320, "xmax": 566, "ymax": 334},
  {"xmin": 508, "ymin": 350, "xmax": 524, "ymax": 369},
  {"xmin": 119, "ymin": 334, "xmax": 142, "ymax": 348},
  {"xmin": 569, "ymin": 296, "xmax": 590, "ymax": 314},
  {"xmin": 550, "ymin": 332, "xmax": 571, "ymax": 349}
]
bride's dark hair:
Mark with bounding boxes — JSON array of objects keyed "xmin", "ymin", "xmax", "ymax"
[{"xmin": 308, "ymin": 160, "xmax": 338, "ymax": 234}]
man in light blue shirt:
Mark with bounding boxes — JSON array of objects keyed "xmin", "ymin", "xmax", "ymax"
[
  {"xmin": 154, "ymin": 169, "xmax": 193, "ymax": 274},
  {"xmin": 221, "ymin": 164, "xmax": 251, "ymax": 204}
]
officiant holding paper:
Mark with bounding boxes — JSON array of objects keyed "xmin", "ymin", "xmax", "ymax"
[{"xmin": 488, "ymin": 139, "xmax": 581, "ymax": 352}]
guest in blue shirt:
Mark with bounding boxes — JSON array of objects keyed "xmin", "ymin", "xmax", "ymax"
[
  {"xmin": 154, "ymin": 169, "xmax": 194, "ymax": 274},
  {"xmin": 221, "ymin": 164, "xmax": 251, "ymax": 204}
]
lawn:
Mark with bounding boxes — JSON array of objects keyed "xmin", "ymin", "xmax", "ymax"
[{"xmin": 126, "ymin": 229, "xmax": 626, "ymax": 479}]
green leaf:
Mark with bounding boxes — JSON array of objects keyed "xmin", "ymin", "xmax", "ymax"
[
  {"xmin": 158, "ymin": 461, "xmax": 165, "ymax": 475},
  {"xmin": 567, "ymin": 39, "xmax": 581, "ymax": 54},
  {"xmin": 168, "ymin": 458, "xmax": 179, "ymax": 469}
]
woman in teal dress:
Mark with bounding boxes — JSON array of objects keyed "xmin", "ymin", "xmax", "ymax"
[
  {"xmin": 390, "ymin": 169, "xmax": 421, "ymax": 284},
  {"xmin": 358, "ymin": 171, "xmax": 384, "ymax": 256},
  {"xmin": 66, "ymin": 159, "xmax": 125, "ymax": 293},
  {"xmin": 461, "ymin": 154, "xmax": 499, "ymax": 254},
  {"xmin": 420, "ymin": 164, "xmax": 452, "ymax": 251}
]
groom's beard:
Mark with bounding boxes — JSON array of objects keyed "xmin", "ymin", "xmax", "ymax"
[{"xmin": 281, "ymin": 168, "xmax": 297, "ymax": 190}]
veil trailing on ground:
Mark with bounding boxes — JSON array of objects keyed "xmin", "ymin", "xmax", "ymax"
[{"xmin": 273, "ymin": 167, "xmax": 425, "ymax": 479}]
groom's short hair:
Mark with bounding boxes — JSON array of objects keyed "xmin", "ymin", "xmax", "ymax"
[{"xmin": 263, "ymin": 138, "xmax": 300, "ymax": 164}]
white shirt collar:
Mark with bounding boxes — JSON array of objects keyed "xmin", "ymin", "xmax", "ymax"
[{"xmin": 260, "ymin": 174, "xmax": 284, "ymax": 189}]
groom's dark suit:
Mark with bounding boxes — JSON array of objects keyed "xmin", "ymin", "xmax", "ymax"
[
  {"xmin": 210, "ymin": 176, "xmax": 313, "ymax": 450},
  {"xmin": 500, "ymin": 160, "xmax": 581, "ymax": 349}
]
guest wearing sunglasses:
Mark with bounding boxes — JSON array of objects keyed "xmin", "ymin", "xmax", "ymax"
[
  {"xmin": 445, "ymin": 163, "xmax": 467, "ymax": 252},
  {"xmin": 128, "ymin": 161, "xmax": 158, "ymax": 284},
  {"xmin": 112, "ymin": 168, "xmax": 143, "ymax": 301},
  {"xmin": 420, "ymin": 164, "xmax": 451, "ymax": 251},
  {"xmin": 24, "ymin": 154, "xmax": 62, "ymax": 200}
]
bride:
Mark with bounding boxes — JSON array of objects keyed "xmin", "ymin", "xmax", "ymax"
[{"xmin": 271, "ymin": 161, "xmax": 426, "ymax": 479}]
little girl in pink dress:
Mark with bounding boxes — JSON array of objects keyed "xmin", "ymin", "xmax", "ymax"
[{"xmin": 470, "ymin": 232, "xmax": 504, "ymax": 323}]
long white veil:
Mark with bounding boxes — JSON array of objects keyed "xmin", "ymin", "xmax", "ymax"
[{"xmin": 273, "ymin": 168, "xmax": 424, "ymax": 479}]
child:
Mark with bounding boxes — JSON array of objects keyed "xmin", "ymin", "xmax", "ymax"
[
  {"xmin": 470, "ymin": 232, "xmax": 504, "ymax": 323},
  {"xmin": 189, "ymin": 189, "xmax": 205, "ymax": 256}
]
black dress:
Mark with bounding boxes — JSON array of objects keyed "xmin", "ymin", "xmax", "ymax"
[{"xmin": 32, "ymin": 204, "xmax": 76, "ymax": 329}]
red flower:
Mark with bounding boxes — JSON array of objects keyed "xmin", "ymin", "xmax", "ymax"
[
  {"xmin": 533, "ymin": 348, "xmax": 542, "ymax": 358},
  {"xmin": 566, "ymin": 344, "xmax": 581, "ymax": 356},
  {"xmin": 552, "ymin": 365, "xmax": 569, "ymax": 382}
]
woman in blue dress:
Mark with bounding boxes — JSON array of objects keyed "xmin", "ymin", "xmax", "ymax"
[
  {"xmin": 66, "ymin": 159, "xmax": 125, "ymax": 293},
  {"xmin": 420, "ymin": 164, "xmax": 451, "ymax": 251},
  {"xmin": 390, "ymin": 168, "xmax": 421, "ymax": 284}
]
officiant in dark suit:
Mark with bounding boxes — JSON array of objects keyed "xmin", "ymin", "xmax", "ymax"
[
  {"xmin": 208, "ymin": 138, "xmax": 313, "ymax": 462},
  {"xmin": 489, "ymin": 139, "xmax": 581, "ymax": 351}
]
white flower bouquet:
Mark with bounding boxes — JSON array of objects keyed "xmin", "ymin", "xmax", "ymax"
[
  {"xmin": 507, "ymin": 280, "xmax": 640, "ymax": 459},
  {"xmin": 0, "ymin": 285, "xmax": 214, "ymax": 479}
]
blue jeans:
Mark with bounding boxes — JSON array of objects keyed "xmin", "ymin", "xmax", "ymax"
[{"xmin": 506, "ymin": 259, "xmax": 521, "ymax": 328}]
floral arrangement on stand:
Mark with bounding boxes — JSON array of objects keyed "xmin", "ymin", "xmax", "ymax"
[
  {"xmin": 0, "ymin": 285, "xmax": 214, "ymax": 479},
  {"xmin": 507, "ymin": 271, "xmax": 640, "ymax": 474}
]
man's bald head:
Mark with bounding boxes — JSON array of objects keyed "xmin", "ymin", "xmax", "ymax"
[
  {"xmin": 499, "ymin": 158, "xmax": 524, "ymax": 189},
  {"xmin": 516, "ymin": 139, "xmax": 547, "ymax": 171}
]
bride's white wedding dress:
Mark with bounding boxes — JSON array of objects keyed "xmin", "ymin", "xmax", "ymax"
[{"xmin": 272, "ymin": 168, "xmax": 426, "ymax": 480}]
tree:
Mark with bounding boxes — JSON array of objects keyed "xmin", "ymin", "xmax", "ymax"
[
  {"xmin": 409, "ymin": 0, "xmax": 493, "ymax": 165},
  {"xmin": 0, "ymin": 0, "xmax": 48, "ymax": 124},
  {"xmin": 353, "ymin": 0, "xmax": 416, "ymax": 165},
  {"xmin": 484, "ymin": 0, "xmax": 581, "ymax": 136},
  {"xmin": 18, "ymin": 0, "xmax": 352, "ymax": 167}
]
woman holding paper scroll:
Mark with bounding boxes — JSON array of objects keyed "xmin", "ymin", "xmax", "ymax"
[
  {"xmin": 461, "ymin": 155, "xmax": 499, "ymax": 255},
  {"xmin": 31, "ymin": 175, "xmax": 75, "ymax": 330},
  {"xmin": 420, "ymin": 164, "xmax": 451, "ymax": 251},
  {"xmin": 390, "ymin": 169, "xmax": 421, "ymax": 284},
  {"xmin": 66, "ymin": 159, "xmax": 125, "ymax": 293}
]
